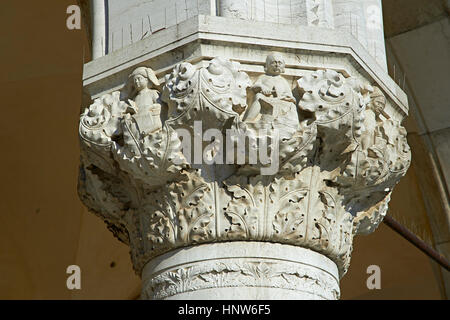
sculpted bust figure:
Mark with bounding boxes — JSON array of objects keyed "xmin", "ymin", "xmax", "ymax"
[
  {"xmin": 243, "ymin": 53, "xmax": 298, "ymax": 128},
  {"xmin": 125, "ymin": 67, "xmax": 163, "ymax": 134},
  {"xmin": 361, "ymin": 86, "xmax": 388, "ymax": 152}
]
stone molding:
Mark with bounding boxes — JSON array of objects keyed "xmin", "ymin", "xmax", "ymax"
[{"xmin": 141, "ymin": 242, "xmax": 340, "ymax": 300}]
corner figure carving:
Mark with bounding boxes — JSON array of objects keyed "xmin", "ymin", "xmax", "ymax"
[
  {"xmin": 125, "ymin": 67, "xmax": 163, "ymax": 134},
  {"xmin": 361, "ymin": 86, "xmax": 388, "ymax": 152}
]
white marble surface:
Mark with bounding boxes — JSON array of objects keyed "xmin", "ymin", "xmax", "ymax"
[
  {"xmin": 91, "ymin": 0, "xmax": 106, "ymax": 59},
  {"xmin": 91, "ymin": 1, "xmax": 387, "ymax": 70},
  {"xmin": 105, "ymin": 0, "xmax": 214, "ymax": 53},
  {"xmin": 141, "ymin": 242, "xmax": 340, "ymax": 300}
]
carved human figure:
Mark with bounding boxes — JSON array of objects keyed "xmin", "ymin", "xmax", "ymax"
[
  {"xmin": 126, "ymin": 67, "xmax": 163, "ymax": 134},
  {"xmin": 361, "ymin": 86, "xmax": 387, "ymax": 151},
  {"xmin": 243, "ymin": 53, "xmax": 297, "ymax": 127}
]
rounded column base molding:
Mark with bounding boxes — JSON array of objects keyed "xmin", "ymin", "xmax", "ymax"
[{"xmin": 141, "ymin": 242, "xmax": 340, "ymax": 300}]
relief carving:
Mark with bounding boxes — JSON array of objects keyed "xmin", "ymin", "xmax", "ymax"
[
  {"xmin": 79, "ymin": 54, "xmax": 411, "ymax": 279},
  {"xmin": 243, "ymin": 53, "xmax": 298, "ymax": 129},
  {"xmin": 124, "ymin": 67, "xmax": 163, "ymax": 135},
  {"xmin": 142, "ymin": 259, "xmax": 340, "ymax": 300}
]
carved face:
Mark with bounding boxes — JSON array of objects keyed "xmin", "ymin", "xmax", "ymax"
[
  {"xmin": 369, "ymin": 87, "xmax": 386, "ymax": 113},
  {"xmin": 133, "ymin": 74, "xmax": 149, "ymax": 91},
  {"xmin": 372, "ymin": 95, "xmax": 386, "ymax": 112},
  {"xmin": 266, "ymin": 54, "xmax": 285, "ymax": 75}
]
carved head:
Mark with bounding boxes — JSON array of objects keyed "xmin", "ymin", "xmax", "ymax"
[
  {"xmin": 369, "ymin": 86, "xmax": 386, "ymax": 114},
  {"xmin": 265, "ymin": 53, "xmax": 286, "ymax": 76},
  {"xmin": 128, "ymin": 67, "xmax": 160, "ymax": 95}
]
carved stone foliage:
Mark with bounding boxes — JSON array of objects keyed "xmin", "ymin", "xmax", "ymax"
[
  {"xmin": 78, "ymin": 54, "xmax": 410, "ymax": 278},
  {"xmin": 142, "ymin": 259, "xmax": 339, "ymax": 300}
]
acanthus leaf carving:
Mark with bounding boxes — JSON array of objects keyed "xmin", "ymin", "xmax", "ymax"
[{"xmin": 143, "ymin": 258, "xmax": 340, "ymax": 300}]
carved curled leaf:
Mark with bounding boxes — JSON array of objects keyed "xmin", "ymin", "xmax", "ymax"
[
  {"xmin": 273, "ymin": 190, "xmax": 307, "ymax": 241},
  {"xmin": 190, "ymin": 214, "xmax": 214, "ymax": 243},
  {"xmin": 319, "ymin": 191, "xmax": 335, "ymax": 208},
  {"xmin": 148, "ymin": 210, "xmax": 176, "ymax": 246},
  {"xmin": 79, "ymin": 91, "xmax": 125, "ymax": 147},
  {"xmin": 353, "ymin": 191, "xmax": 392, "ymax": 235},
  {"xmin": 223, "ymin": 176, "xmax": 263, "ymax": 239},
  {"xmin": 111, "ymin": 121, "xmax": 188, "ymax": 186},
  {"xmin": 297, "ymin": 70, "xmax": 361, "ymax": 123},
  {"xmin": 241, "ymin": 262, "xmax": 276, "ymax": 280},
  {"xmin": 168, "ymin": 175, "xmax": 216, "ymax": 243},
  {"xmin": 223, "ymin": 212, "xmax": 248, "ymax": 239},
  {"xmin": 163, "ymin": 58, "xmax": 250, "ymax": 134}
]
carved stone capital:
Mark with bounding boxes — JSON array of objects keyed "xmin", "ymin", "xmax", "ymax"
[{"xmin": 79, "ymin": 54, "xmax": 410, "ymax": 298}]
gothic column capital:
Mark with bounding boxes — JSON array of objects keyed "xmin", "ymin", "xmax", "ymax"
[{"xmin": 79, "ymin": 53, "xmax": 410, "ymax": 299}]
